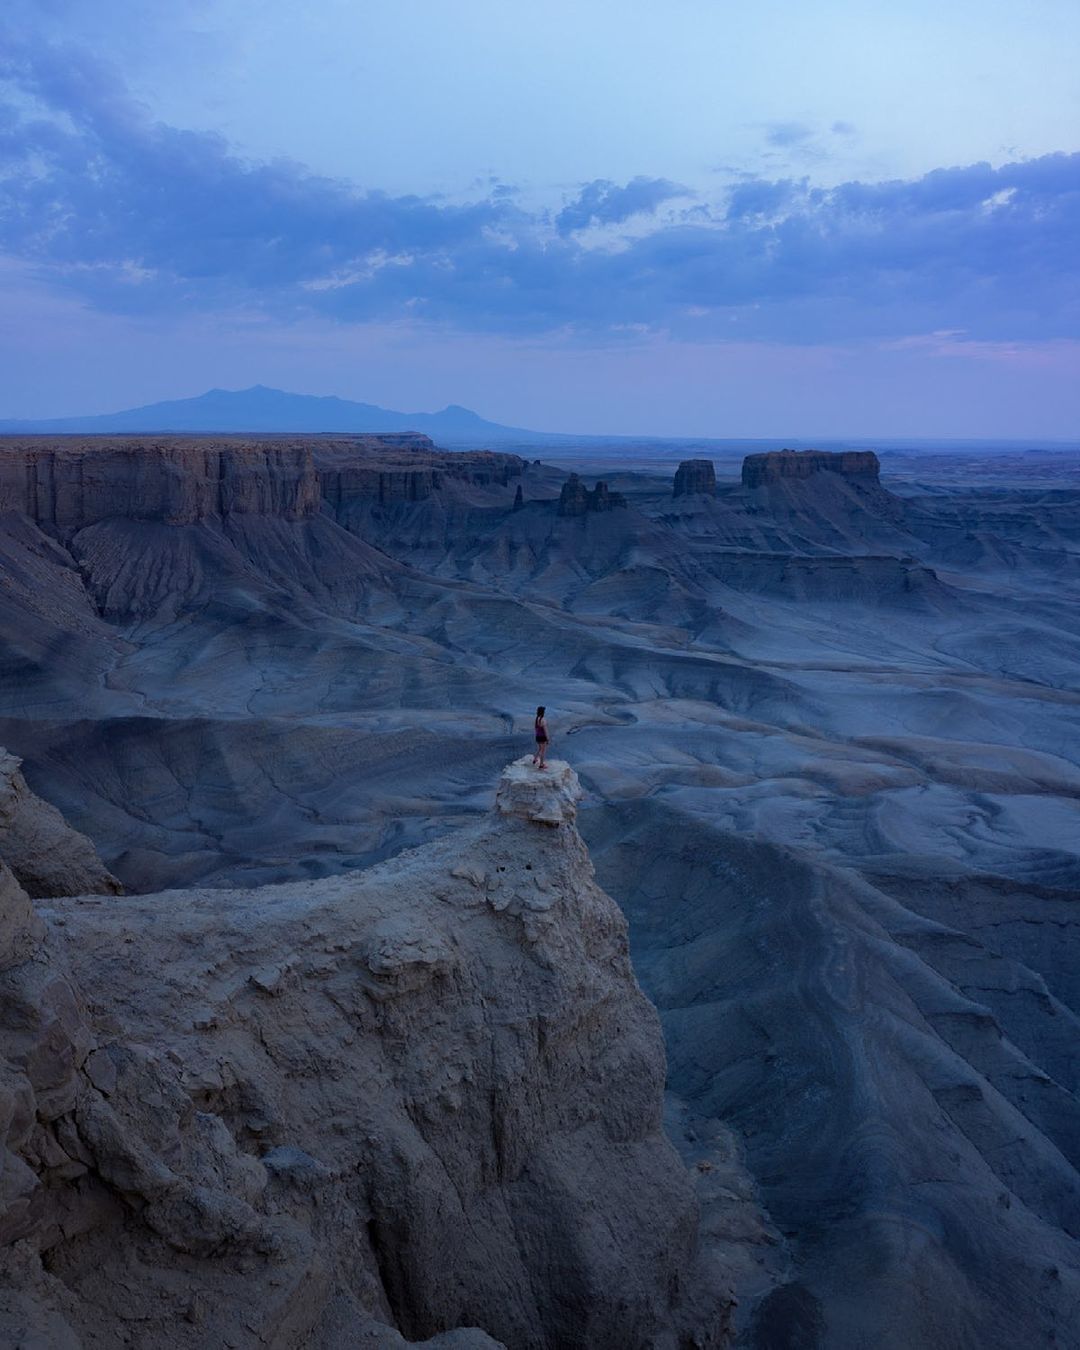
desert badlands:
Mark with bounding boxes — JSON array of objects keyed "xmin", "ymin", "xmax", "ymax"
[{"xmin": 1, "ymin": 435, "xmax": 1079, "ymax": 1348}]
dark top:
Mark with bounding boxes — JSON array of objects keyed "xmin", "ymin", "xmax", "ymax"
[{"xmin": 535, "ymin": 716, "xmax": 548, "ymax": 743}]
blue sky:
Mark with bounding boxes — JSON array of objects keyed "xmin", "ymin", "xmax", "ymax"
[{"xmin": 1, "ymin": 0, "xmax": 1078, "ymax": 435}]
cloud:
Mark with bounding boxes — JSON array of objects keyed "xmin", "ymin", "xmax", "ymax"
[
  {"xmin": 0, "ymin": 32, "xmax": 502, "ymax": 301},
  {"xmin": 1, "ymin": 31, "xmax": 1078, "ymax": 347},
  {"xmin": 756, "ymin": 119, "xmax": 858, "ymax": 162},
  {"xmin": 555, "ymin": 177, "xmax": 689, "ymax": 235},
  {"xmin": 764, "ymin": 122, "xmax": 814, "ymax": 149}
]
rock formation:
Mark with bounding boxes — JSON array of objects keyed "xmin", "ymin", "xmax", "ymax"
[
  {"xmin": 557, "ymin": 474, "xmax": 626, "ymax": 517},
  {"xmin": 0, "ymin": 759, "xmax": 728, "ymax": 1348},
  {"xmin": 586, "ymin": 798, "xmax": 1080, "ymax": 1350},
  {"xmin": 731, "ymin": 447, "xmax": 910, "ymax": 554},
  {"xmin": 0, "ymin": 437, "xmax": 525, "ymax": 531},
  {"xmin": 740, "ymin": 448, "xmax": 881, "ymax": 489},
  {"xmin": 0, "ymin": 749, "xmax": 121, "ymax": 898},
  {"xmin": 711, "ymin": 552, "xmax": 947, "ymax": 606},
  {"xmin": 0, "ymin": 440, "xmax": 323, "ymax": 528},
  {"xmin": 673, "ymin": 460, "xmax": 716, "ymax": 497},
  {"xmin": 4, "ymin": 434, "xmax": 1080, "ymax": 1347},
  {"xmin": 317, "ymin": 444, "xmax": 523, "ymax": 511}
]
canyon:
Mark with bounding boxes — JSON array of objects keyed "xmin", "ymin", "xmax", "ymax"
[{"xmin": 1, "ymin": 434, "xmax": 1079, "ymax": 1347}]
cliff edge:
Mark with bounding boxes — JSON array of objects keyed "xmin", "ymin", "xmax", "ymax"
[
  {"xmin": 0, "ymin": 758, "xmax": 728, "ymax": 1348},
  {"xmin": 0, "ymin": 749, "xmax": 122, "ymax": 899},
  {"xmin": 740, "ymin": 449, "xmax": 881, "ymax": 488}
]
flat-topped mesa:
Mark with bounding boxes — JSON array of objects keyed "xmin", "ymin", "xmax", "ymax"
[
  {"xmin": 673, "ymin": 459, "xmax": 717, "ymax": 497},
  {"xmin": 557, "ymin": 473, "xmax": 627, "ymax": 517},
  {"xmin": 0, "ymin": 439, "xmax": 323, "ymax": 528},
  {"xmin": 348, "ymin": 432, "xmax": 437, "ymax": 452},
  {"xmin": 495, "ymin": 756, "xmax": 582, "ymax": 825},
  {"xmin": 317, "ymin": 446, "xmax": 524, "ymax": 508},
  {"xmin": 741, "ymin": 448, "xmax": 881, "ymax": 489},
  {"xmin": 0, "ymin": 437, "xmax": 527, "ymax": 529}
]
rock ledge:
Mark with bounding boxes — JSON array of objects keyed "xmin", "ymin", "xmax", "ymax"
[
  {"xmin": 741, "ymin": 448, "xmax": 880, "ymax": 488},
  {"xmin": 495, "ymin": 756, "xmax": 582, "ymax": 825},
  {"xmin": 0, "ymin": 748, "xmax": 122, "ymax": 897}
]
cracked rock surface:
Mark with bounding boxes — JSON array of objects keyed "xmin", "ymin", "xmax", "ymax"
[{"xmin": 0, "ymin": 760, "xmax": 728, "ymax": 1348}]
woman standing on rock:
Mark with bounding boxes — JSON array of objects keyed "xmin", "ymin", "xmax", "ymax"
[{"xmin": 533, "ymin": 706, "xmax": 549, "ymax": 769}]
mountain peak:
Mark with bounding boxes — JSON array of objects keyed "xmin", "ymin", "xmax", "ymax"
[{"xmin": 0, "ymin": 386, "xmax": 536, "ymax": 442}]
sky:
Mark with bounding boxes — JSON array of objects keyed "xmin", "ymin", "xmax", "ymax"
[{"xmin": 1, "ymin": 0, "xmax": 1078, "ymax": 436}]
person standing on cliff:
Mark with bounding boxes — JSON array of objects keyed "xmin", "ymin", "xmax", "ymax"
[{"xmin": 532, "ymin": 706, "xmax": 550, "ymax": 769}]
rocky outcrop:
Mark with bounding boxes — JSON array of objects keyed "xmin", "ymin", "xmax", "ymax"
[
  {"xmin": 0, "ymin": 858, "xmax": 43, "ymax": 970},
  {"xmin": 557, "ymin": 475, "xmax": 627, "ymax": 517},
  {"xmin": 0, "ymin": 759, "xmax": 728, "ymax": 1348},
  {"xmin": 0, "ymin": 749, "xmax": 121, "ymax": 898},
  {"xmin": 0, "ymin": 436, "xmax": 529, "ymax": 632},
  {"xmin": 495, "ymin": 755, "xmax": 583, "ymax": 824},
  {"xmin": 349, "ymin": 434, "xmax": 439, "ymax": 453},
  {"xmin": 673, "ymin": 460, "xmax": 716, "ymax": 497},
  {"xmin": 0, "ymin": 438, "xmax": 525, "ymax": 531},
  {"xmin": 712, "ymin": 552, "xmax": 948, "ymax": 607},
  {"xmin": 0, "ymin": 440, "xmax": 324, "ymax": 529},
  {"xmin": 741, "ymin": 449, "xmax": 881, "ymax": 489},
  {"xmin": 558, "ymin": 475, "xmax": 590, "ymax": 517},
  {"xmin": 317, "ymin": 446, "xmax": 523, "ymax": 510},
  {"xmin": 590, "ymin": 480, "xmax": 625, "ymax": 511}
]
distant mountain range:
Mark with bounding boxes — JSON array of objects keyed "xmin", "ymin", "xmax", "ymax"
[
  {"xmin": 3, "ymin": 386, "xmax": 1073, "ymax": 453},
  {"xmin": 0, "ymin": 385, "xmax": 553, "ymax": 445}
]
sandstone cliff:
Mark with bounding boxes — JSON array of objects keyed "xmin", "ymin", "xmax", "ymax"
[
  {"xmin": 732, "ymin": 447, "xmax": 912, "ymax": 554},
  {"xmin": 740, "ymin": 449, "xmax": 880, "ymax": 489},
  {"xmin": 557, "ymin": 475, "xmax": 626, "ymax": 517},
  {"xmin": 0, "ymin": 440, "xmax": 323, "ymax": 528},
  {"xmin": 0, "ymin": 759, "xmax": 728, "ymax": 1349},
  {"xmin": 672, "ymin": 460, "xmax": 716, "ymax": 498},
  {"xmin": 317, "ymin": 445, "xmax": 523, "ymax": 512},
  {"xmin": 0, "ymin": 438, "xmax": 525, "ymax": 533}
]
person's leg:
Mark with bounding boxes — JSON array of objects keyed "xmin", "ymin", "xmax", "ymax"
[{"xmin": 539, "ymin": 741, "xmax": 547, "ymax": 768}]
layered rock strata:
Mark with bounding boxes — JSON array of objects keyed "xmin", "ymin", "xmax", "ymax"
[
  {"xmin": 0, "ymin": 759, "xmax": 727, "ymax": 1349},
  {"xmin": 741, "ymin": 449, "xmax": 881, "ymax": 488},
  {"xmin": 0, "ymin": 438, "xmax": 526, "ymax": 530},
  {"xmin": 557, "ymin": 475, "xmax": 626, "ymax": 517},
  {"xmin": 0, "ymin": 441, "xmax": 322, "ymax": 528},
  {"xmin": 673, "ymin": 460, "xmax": 717, "ymax": 497},
  {"xmin": 317, "ymin": 446, "xmax": 523, "ymax": 509}
]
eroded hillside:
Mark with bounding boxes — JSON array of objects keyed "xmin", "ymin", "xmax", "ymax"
[
  {"xmin": 1, "ymin": 435, "xmax": 1079, "ymax": 1347},
  {"xmin": 0, "ymin": 758, "xmax": 729, "ymax": 1348}
]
